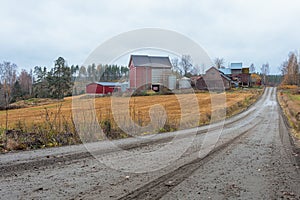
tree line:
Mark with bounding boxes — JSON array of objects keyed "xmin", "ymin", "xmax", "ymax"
[
  {"xmin": 0, "ymin": 57, "xmax": 128, "ymax": 106},
  {"xmin": 2, "ymin": 51, "xmax": 298, "ymax": 108}
]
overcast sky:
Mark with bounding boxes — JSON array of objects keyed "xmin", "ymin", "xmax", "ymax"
[{"xmin": 1, "ymin": 0, "xmax": 300, "ymax": 74}]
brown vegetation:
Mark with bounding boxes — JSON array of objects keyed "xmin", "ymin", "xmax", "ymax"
[
  {"xmin": 278, "ymin": 85, "xmax": 300, "ymax": 141},
  {"xmin": 0, "ymin": 89, "xmax": 263, "ymax": 152},
  {"xmin": 280, "ymin": 52, "xmax": 300, "ymax": 86}
]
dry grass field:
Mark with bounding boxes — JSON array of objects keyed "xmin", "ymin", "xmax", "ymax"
[
  {"xmin": 0, "ymin": 89, "xmax": 262, "ymax": 151},
  {"xmin": 0, "ymin": 90, "xmax": 260, "ymax": 129},
  {"xmin": 278, "ymin": 85, "xmax": 300, "ymax": 141}
]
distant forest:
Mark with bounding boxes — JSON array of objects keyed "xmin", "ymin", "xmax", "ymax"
[{"xmin": 0, "ymin": 57, "xmax": 128, "ymax": 108}]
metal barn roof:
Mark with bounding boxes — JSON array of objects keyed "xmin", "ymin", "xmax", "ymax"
[
  {"xmin": 219, "ymin": 68, "xmax": 232, "ymax": 75},
  {"xmin": 230, "ymin": 62, "xmax": 243, "ymax": 69},
  {"xmin": 94, "ymin": 82, "xmax": 118, "ymax": 86},
  {"xmin": 130, "ymin": 55, "xmax": 172, "ymax": 68}
]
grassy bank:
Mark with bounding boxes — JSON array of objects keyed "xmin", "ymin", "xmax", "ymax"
[{"xmin": 278, "ymin": 85, "xmax": 300, "ymax": 142}]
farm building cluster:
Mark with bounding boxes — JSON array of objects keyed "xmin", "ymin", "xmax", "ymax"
[{"xmin": 85, "ymin": 55, "xmax": 254, "ymax": 94}]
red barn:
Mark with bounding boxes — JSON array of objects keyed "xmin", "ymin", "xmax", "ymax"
[
  {"xmin": 86, "ymin": 82, "xmax": 117, "ymax": 94},
  {"xmin": 129, "ymin": 55, "xmax": 172, "ymax": 90}
]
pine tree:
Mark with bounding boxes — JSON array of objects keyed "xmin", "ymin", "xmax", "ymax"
[{"xmin": 47, "ymin": 57, "xmax": 72, "ymax": 99}]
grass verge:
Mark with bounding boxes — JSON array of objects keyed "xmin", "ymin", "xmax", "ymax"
[{"xmin": 277, "ymin": 85, "xmax": 300, "ymax": 143}]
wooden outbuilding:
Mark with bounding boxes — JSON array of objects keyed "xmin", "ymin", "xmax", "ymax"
[{"xmin": 196, "ymin": 67, "xmax": 232, "ymax": 90}]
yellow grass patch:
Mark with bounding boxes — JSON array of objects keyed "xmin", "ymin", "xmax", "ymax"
[
  {"xmin": 278, "ymin": 86, "xmax": 300, "ymax": 140},
  {"xmin": 0, "ymin": 90, "xmax": 261, "ymax": 132}
]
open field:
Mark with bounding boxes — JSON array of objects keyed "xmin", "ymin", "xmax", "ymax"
[
  {"xmin": 278, "ymin": 85, "xmax": 300, "ymax": 143},
  {"xmin": 0, "ymin": 89, "xmax": 261, "ymax": 129},
  {"xmin": 0, "ymin": 88, "xmax": 262, "ymax": 151}
]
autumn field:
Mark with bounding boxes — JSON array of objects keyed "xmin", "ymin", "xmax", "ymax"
[
  {"xmin": 0, "ymin": 89, "xmax": 262, "ymax": 151},
  {"xmin": 278, "ymin": 85, "xmax": 300, "ymax": 142}
]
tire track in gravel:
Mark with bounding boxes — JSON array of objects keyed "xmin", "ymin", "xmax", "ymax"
[
  {"xmin": 116, "ymin": 128, "xmax": 256, "ymax": 200},
  {"xmin": 116, "ymin": 87, "xmax": 299, "ymax": 200}
]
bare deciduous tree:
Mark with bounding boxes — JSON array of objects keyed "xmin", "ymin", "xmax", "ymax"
[
  {"xmin": 19, "ymin": 69, "xmax": 33, "ymax": 97},
  {"xmin": 261, "ymin": 63, "xmax": 270, "ymax": 85},
  {"xmin": 281, "ymin": 52, "xmax": 299, "ymax": 85},
  {"xmin": 250, "ymin": 63, "xmax": 255, "ymax": 73},
  {"xmin": 214, "ymin": 58, "xmax": 224, "ymax": 69},
  {"xmin": 171, "ymin": 57, "xmax": 182, "ymax": 75},
  {"xmin": 191, "ymin": 64, "xmax": 200, "ymax": 75},
  {"xmin": 0, "ymin": 61, "xmax": 17, "ymax": 133},
  {"xmin": 180, "ymin": 55, "xmax": 193, "ymax": 76}
]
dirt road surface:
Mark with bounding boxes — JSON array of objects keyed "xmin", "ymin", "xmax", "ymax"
[{"xmin": 0, "ymin": 87, "xmax": 299, "ymax": 199}]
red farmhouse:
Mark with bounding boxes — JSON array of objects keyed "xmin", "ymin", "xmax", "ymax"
[{"xmin": 86, "ymin": 82, "xmax": 117, "ymax": 94}]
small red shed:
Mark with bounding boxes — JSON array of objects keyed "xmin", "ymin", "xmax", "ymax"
[{"xmin": 86, "ymin": 82, "xmax": 117, "ymax": 94}]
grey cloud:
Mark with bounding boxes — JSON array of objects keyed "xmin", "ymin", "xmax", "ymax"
[{"xmin": 0, "ymin": 0, "xmax": 299, "ymax": 74}]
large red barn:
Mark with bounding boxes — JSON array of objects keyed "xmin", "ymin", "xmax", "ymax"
[
  {"xmin": 128, "ymin": 55, "xmax": 172, "ymax": 90},
  {"xmin": 86, "ymin": 82, "xmax": 117, "ymax": 94}
]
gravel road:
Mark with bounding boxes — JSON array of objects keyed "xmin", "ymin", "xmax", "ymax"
[{"xmin": 0, "ymin": 87, "xmax": 299, "ymax": 199}]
